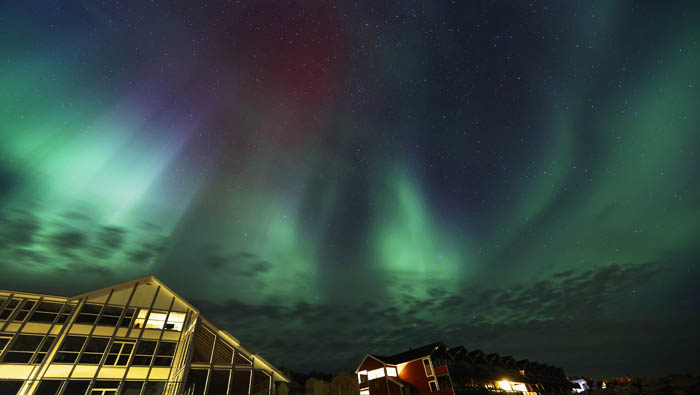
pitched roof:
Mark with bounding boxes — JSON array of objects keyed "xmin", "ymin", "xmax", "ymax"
[{"xmin": 371, "ymin": 342, "xmax": 444, "ymax": 364}]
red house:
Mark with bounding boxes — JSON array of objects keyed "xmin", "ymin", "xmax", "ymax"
[
  {"xmin": 355, "ymin": 342, "xmax": 454, "ymax": 395},
  {"xmin": 355, "ymin": 342, "xmax": 571, "ymax": 394}
]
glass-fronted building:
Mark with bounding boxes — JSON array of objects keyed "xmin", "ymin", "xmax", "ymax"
[{"xmin": 0, "ymin": 275, "xmax": 288, "ymax": 395}]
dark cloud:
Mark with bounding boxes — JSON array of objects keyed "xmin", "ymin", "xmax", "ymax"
[
  {"xmin": 0, "ymin": 210, "xmax": 41, "ymax": 247},
  {"xmin": 128, "ymin": 237, "xmax": 169, "ymax": 265},
  {"xmin": 98, "ymin": 226, "xmax": 126, "ymax": 249},
  {"xmin": 187, "ymin": 261, "xmax": 684, "ymax": 376},
  {"xmin": 50, "ymin": 230, "xmax": 87, "ymax": 250}
]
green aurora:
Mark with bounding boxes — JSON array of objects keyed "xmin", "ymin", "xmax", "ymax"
[{"xmin": 1, "ymin": 1, "xmax": 699, "ymax": 376}]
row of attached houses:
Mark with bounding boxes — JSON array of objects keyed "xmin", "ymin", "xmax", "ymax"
[{"xmin": 355, "ymin": 342, "xmax": 571, "ymax": 395}]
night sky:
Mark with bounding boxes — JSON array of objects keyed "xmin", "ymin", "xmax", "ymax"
[{"xmin": 1, "ymin": 1, "xmax": 699, "ymax": 378}]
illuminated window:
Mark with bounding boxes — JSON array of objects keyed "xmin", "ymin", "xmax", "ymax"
[
  {"xmin": 495, "ymin": 381, "xmax": 512, "ymax": 391},
  {"xmin": 429, "ymin": 381, "xmax": 438, "ymax": 392},
  {"xmin": 423, "ymin": 359, "xmax": 433, "ymax": 377},
  {"xmin": 133, "ymin": 309, "xmax": 185, "ymax": 331},
  {"xmin": 104, "ymin": 340, "xmax": 135, "ymax": 366},
  {"xmin": 511, "ymin": 383, "xmax": 527, "ymax": 392},
  {"xmin": 360, "ymin": 391, "xmax": 370, "ymax": 395},
  {"xmin": 368, "ymin": 368, "xmax": 385, "ymax": 380},
  {"xmin": 386, "ymin": 367, "xmax": 397, "ymax": 377}
]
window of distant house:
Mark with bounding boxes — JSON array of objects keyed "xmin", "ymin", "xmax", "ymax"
[
  {"xmin": 368, "ymin": 368, "xmax": 385, "ymax": 380},
  {"xmin": 386, "ymin": 367, "xmax": 397, "ymax": 377},
  {"xmin": 133, "ymin": 309, "xmax": 185, "ymax": 331},
  {"xmin": 429, "ymin": 381, "xmax": 438, "ymax": 392},
  {"xmin": 423, "ymin": 358, "xmax": 433, "ymax": 377}
]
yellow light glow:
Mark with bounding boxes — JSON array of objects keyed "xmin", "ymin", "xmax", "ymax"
[
  {"xmin": 496, "ymin": 381, "xmax": 512, "ymax": 391},
  {"xmin": 396, "ymin": 362, "xmax": 407, "ymax": 375},
  {"xmin": 511, "ymin": 383, "xmax": 527, "ymax": 392}
]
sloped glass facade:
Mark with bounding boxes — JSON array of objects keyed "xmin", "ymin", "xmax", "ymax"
[{"xmin": 0, "ymin": 276, "xmax": 287, "ymax": 395}]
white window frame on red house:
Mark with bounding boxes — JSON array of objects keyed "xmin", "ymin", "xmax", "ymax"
[
  {"xmin": 423, "ymin": 358, "xmax": 434, "ymax": 377},
  {"xmin": 429, "ymin": 380, "xmax": 438, "ymax": 392}
]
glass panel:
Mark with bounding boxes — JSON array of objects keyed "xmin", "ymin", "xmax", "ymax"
[
  {"xmin": 41, "ymin": 337, "xmax": 57, "ymax": 352},
  {"xmin": 93, "ymin": 381, "xmax": 120, "ymax": 390},
  {"xmin": 64, "ymin": 381, "xmax": 90, "ymax": 395},
  {"xmin": 157, "ymin": 341, "xmax": 176, "ymax": 357},
  {"xmin": 164, "ymin": 311, "xmax": 185, "ymax": 331},
  {"xmin": 230, "ymin": 370, "xmax": 251, "ymax": 395},
  {"xmin": 102, "ymin": 306, "xmax": 123, "ymax": 316},
  {"xmin": 36, "ymin": 380, "xmax": 63, "ymax": 395},
  {"xmin": 81, "ymin": 304, "xmax": 103, "ymax": 315},
  {"xmin": 0, "ymin": 380, "xmax": 23, "ymax": 394},
  {"xmin": 54, "ymin": 352, "xmax": 79, "ymax": 363},
  {"xmin": 184, "ymin": 369, "xmax": 208, "ymax": 395},
  {"xmin": 0, "ymin": 336, "xmax": 11, "ymax": 351},
  {"xmin": 136, "ymin": 341, "xmax": 157, "ymax": 355},
  {"xmin": 29, "ymin": 312, "xmax": 58, "ymax": 323},
  {"xmin": 85, "ymin": 338, "xmax": 109, "ymax": 353},
  {"xmin": 3, "ymin": 351, "xmax": 34, "ymax": 363},
  {"xmin": 213, "ymin": 338, "xmax": 233, "ymax": 364},
  {"xmin": 209, "ymin": 370, "xmax": 230, "ymax": 395},
  {"xmin": 61, "ymin": 336, "xmax": 87, "ymax": 351},
  {"xmin": 251, "ymin": 371, "xmax": 270, "ymax": 395},
  {"xmin": 120, "ymin": 382, "xmax": 144, "ymax": 395},
  {"xmin": 143, "ymin": 381, "xmax": 166, "ymax": 395},
  {"xmin": 98, "ymin": 316, "xmax": 119, "ymax": 326},
  {"xmin": 78, "ymin": 353, "xmax": 102, "ymax": 364},
  {"xmin": 9, "ymin": 335, "xmax": 43, "ymax": 351},
  {"xmin": 234, "ymin": 351, "xmax": 252, "ymax": 366},
  {"xmin": 191, "ymin": 326, "xmax": 215, "ymax": 363},
  {"xmin": 36, "ymin": 302, "xmax": 64, "ymax": 313}
]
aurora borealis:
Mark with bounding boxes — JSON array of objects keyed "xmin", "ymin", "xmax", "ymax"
[{"xmin": 1, "ymin": 0, "xmax": 699, "ymax": 377}]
